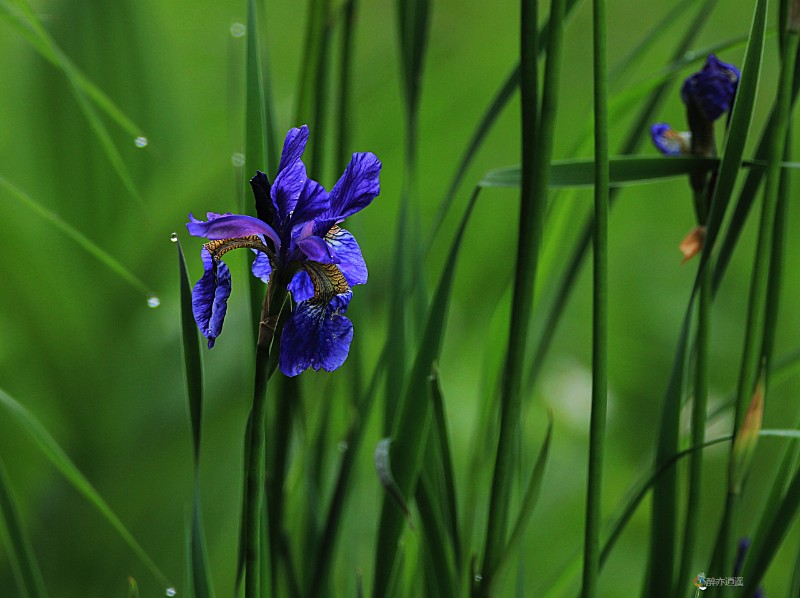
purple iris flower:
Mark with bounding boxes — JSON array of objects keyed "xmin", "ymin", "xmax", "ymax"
[
  {"xmin": 650, "ymin": 123, "xmax": 691, "ymax": 155},
  {"xmin": 681, "ymin": 54, "xmax": 741, "ymax": 122},
  {"xmin": 186, "ymin": 125, "xmax": 381, "ymax": 377}
]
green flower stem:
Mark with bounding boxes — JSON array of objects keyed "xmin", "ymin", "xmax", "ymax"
[
  {"xmin": 244, "ymin": 281, "xmax": 288, "ymax": 598},
  {"xmin": 581, "ymin": 0, "xmax": 608, "ymax": 595}
]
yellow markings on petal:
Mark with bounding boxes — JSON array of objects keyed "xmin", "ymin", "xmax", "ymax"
[
  {"xmin": 204, "ymin": 235, "xmax": 269, "ymax": 260},
  {"xmin": 303, "ymin": 261, "xmax": 350, "ymax": 303}
]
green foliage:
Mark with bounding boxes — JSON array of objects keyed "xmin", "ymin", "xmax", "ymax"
[{"xmin": 2, "ymin": 0, "xmax": 800, "ymax": 596}]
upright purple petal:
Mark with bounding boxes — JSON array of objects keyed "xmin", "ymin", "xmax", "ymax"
[
  {"xmin": 278, "ymin": 125, "xmax": 310, "ymax": 174},
  {"xmin": 192, "ymin": 248, "xmax": 232, "ymax": 348},
  {"xmin": 298, "ymin": 235, "xmax": 339, "ymax": 263},
  {"xmin": 271, "ymin": 159, "xmax": 307, "ymax": 229},
  {"xmin": 279, "ymin": 293, "xmax": 354, "ymax": 376},
  {"xmin": 290, "ymin": 179, "xmax": 329, "ymax": 232},
  {"xmin": 187, "ymin": 213, "xmax": 281, "ymax": 249},
  {"xmin": 326, "ymin": 227, "xmax": 367, "ymax": 285},
  {"xmin": 316, "ymin": 152, "xmax": 381, "ymax": 233}
]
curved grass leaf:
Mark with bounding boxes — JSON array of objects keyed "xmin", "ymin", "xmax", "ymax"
[
  {"xmin": 0, "ymin": 456, "xmax": 48, "ymax": 598},
  {"xmin": 1, "ymin": 0, "xmax": 146, "ymax": 210},
  {"xmin": 374, "ymin": 438, "xmax": 413, "ymax": 525},
  {"xmin": 480, "ymin": 156, "xmax": 800, "ymax": 189},
  {"xmin": 0, "ymin": 176, "xmax": 153, "ymax": 299},
  {"xmin": 490, "ymin": 411, "xmax": 553, "ymax": 587},
  {"xmin": 0, "ymin": 0, "xmax": 144, "ymax": 138},
  {"xmin": 0, "ymin": 388, "xmax": 170, "ymax": 587},
  {"xmin": 176, "ymin": 240, "xmax": 214, "ymax": 598},
  {"xmin": 372, "ymin": 187, "xmax": 481, "ymax": 598}
]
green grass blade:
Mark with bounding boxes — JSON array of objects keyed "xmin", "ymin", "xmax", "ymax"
[
  {"xmin": 371, "ymin": 187, "xmax": 481, "ymax": 598},
  {"xmin": 0, "ymin": 0, "xmax": 144, "ymax": 138},
  {"xmin": 491, "ymin": 412, "xmax": 553, "ymax": 588},
  {"xmin": 481, "ymin": 0, "xmax": 565, "ymax": 587},
  {"xmin": 0, "ymin": 176, "xmax": 153, "ymax": 300},
  {"xmin": 428, "ymin": 364, "xmax": 461, "ymax": 569},
  {"xmin": 0, "ymin": 457, "xmax": 48, "ymax": 598},
  {"xmin": 416, "ymin": 466, "xmax": 457, "ymax": 598},
  {"xmin": 176, "ymin": 240, "xmax": 214, "ymax": 598},
  {"xmin": 1, "ymin": 0, "xmax": 146, "ymax": 210},
  {"xmin": 425, "ymin": 0, "xmax": 583, "ymax": 249},
  {"xmin": 581, "ymin": 0, "xmax": 609, "ymax": 592},
  {"xmin": 0, "ymin": 388, "xmax": 170, "ymax": 587}
]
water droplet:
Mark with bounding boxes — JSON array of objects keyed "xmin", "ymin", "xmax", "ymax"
[
  {"xmin": 134, "ymin": 136, "xmax": 148, "ymax": 148},
  {"xmin": 337, "ymin": 441, "xmax": 349, "ymax": 453},
  {"xmin": 146, "ymin": 294, "xmax": 161, "ymax": 308},
  {"xmin": 231, "ymin": 152, "xmax": 245, "ymax": 167},
  {"xmin": 230, "ymin": 22, "xmax": 246, "ymax": 37},
  {"xmin": 474, "ymin": 573, "xmax": 483, "ymax": 583},
  {"xmin": 170, "ymin": 232, "xmax": 178, "ymax": 243},
  {"xmin": 165, "ymin": 588, "xmax": 177, "ymax": 597}
]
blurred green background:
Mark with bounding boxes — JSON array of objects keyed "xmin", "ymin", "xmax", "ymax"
[{"xmin": 1, "ymin": 0, "xmax": 799, "ymax": 595}]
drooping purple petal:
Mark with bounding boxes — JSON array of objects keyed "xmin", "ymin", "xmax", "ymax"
[
  {"xmin": 279, "ymin": 293, "xmax": 354, "ymax": 376},
  {"xmin": 192, "ymin": 248, "xmax": 232, "ymax": 348},
  {"xmin": 251, "ymin": 251, "xmax": 272, "ymax": 283},
  {"xmin": 316, "ymin": 152, "xmax": 381, "ymax": 233},
  {"xmin": 288, "ymin": 270, "xmax": 315, "ymax": 302},
  {"xmin": 650, "ymin": 123, "xmax": 691, "ymax": 155},
  {"xmin": 681, "ymin": 54, "xmax": 740, "ymax": 122},
  {"xmin": 187, "ymin": 213, "xmax": 281, "ymax": 248},
  {"xmin": 271, "ymin": 159, "xmax": 307, "ymax": 230},
  {"xmin": 278, "ymin": 125, "xmax": 310, "ymax": 174},
  {"xmin": 325, "ymin": 226, "xmax": 367, "ymax": 286}
]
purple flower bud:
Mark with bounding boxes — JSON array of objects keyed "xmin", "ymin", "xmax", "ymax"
[
  {"xmin": 681, "ymin": 54, "xmax": 741, "ymax": 122},
  {"xmin": 651, "ymin": 123, "xmax": 691, "ymax": 155}
]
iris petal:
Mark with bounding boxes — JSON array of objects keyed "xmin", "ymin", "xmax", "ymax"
[
  {"xmin": 251, "ymin": 251, "xmax": 272, "ymax": 283},
  {"xmin": 650, "ymin": 123, "xmax": 691, "ymax": 156},
  {"xmin": 187, "ymin": 213, "xmax": 281, "ymax": 249},
  {"xmin": 316, "ymin": 152, "xmax": 381, "ymax": 233},
  {"xmin": 279, "ymin": 293, "xmax": 354, "ymax": 376},
  {"xmin": 192, "ymin": 248, "xmax": 232, "ymax": 348},
  {"xmin": 278, "ymin": 125, "xmax": 310, "ymax": 174},
  {"xmin": 325, "ymin": 226, "xmax": 367, "ymax": 286},
  {"xmin": 298, "ymin": 235, "xmax": 338, "ymax": 263},
  {"xmin": 288, "ymin": 270, "xmax": 315, "ymax": 302},
  {"xmin": 271, "ymin": 159, "xmax": 307, "ymax": 229}
]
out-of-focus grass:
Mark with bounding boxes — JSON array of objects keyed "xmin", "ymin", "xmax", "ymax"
[{"xmin": 1, "ymin": 0, "xmax": 799, "ymax": 596}]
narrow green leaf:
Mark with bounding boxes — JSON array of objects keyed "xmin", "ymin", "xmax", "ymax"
[
  {"xmin": 0, "ymin": 0, "xmax": 144, "ymax": 138},
  {"xmin": 176, "ymin": 240, "xmax": 214, "ymax": 598},
  {"xmin": 1, "ymin": 0, "xmax": 146, "ymax": 210},
  {"xmin": 0, "ymin": 176, "xmax": 153, "ymax": 300},
  {"xmin": 416, "ymin": 468, "xmax": 457, "ymax": 598},
  {"xmin": 491, "ymin": 412, "xmax": 553, "ymax": 586},
  {"xmin": 428, "ymin": 364, "xmax": 461, "ymax": 568},
  {"xmin": 0, "ymin": 388, "xmax": 170, "ymax": 586},
  {"xmin": 374, "ymin": 438, "xmax": 414, "ymax": 525},
  {"xmin": 0, "ymin": 457, "xmax": 48, "ymax": 598},
  {"xmin": 127, "ymin": 577, "xmax": 139, "ymax": 598},
  {"xmin": 371, "ymin": 188, "xmax": 481, "ymax": 598}
]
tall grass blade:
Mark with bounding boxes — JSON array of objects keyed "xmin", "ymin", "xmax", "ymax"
[
  {"xmin": 0, "ymin": 388, "xmax": 170, "ymax": 586},
  {"xmin": 0, "ymin": 176, "xmax": 153, "ymax": 299},
  {"xmin": 1, "ymin": 0, "xmax": 147, "ymax": 210},
  {"xmin": 371, "ymin": 188, "xmax": 481, "ymax": 598},
  {"xmin": 581, "ymin": 0, "xmax": 609, "ymax": 592},
  {"xmin": 176, "ymin": 240, "xmax": 214, "ymax": 598},
  {"xmin": 480, "ymin": 0, "xmax": 564, "ymax": 588},
  {"xmin": 649, "ymin": 1, "xmax": 767, "ymax": 591},
  {"xmin": 491, "ymin": 412, "xmax": 553, "ymax": 589},
  {"xmin": 0, "ymin": 457, "xmax": 48, "ymax": 598}
]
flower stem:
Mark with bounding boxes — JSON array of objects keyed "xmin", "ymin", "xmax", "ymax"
[{"xmin": 244, "ymin": 283, "xmax": 287, "ymax": 598}]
